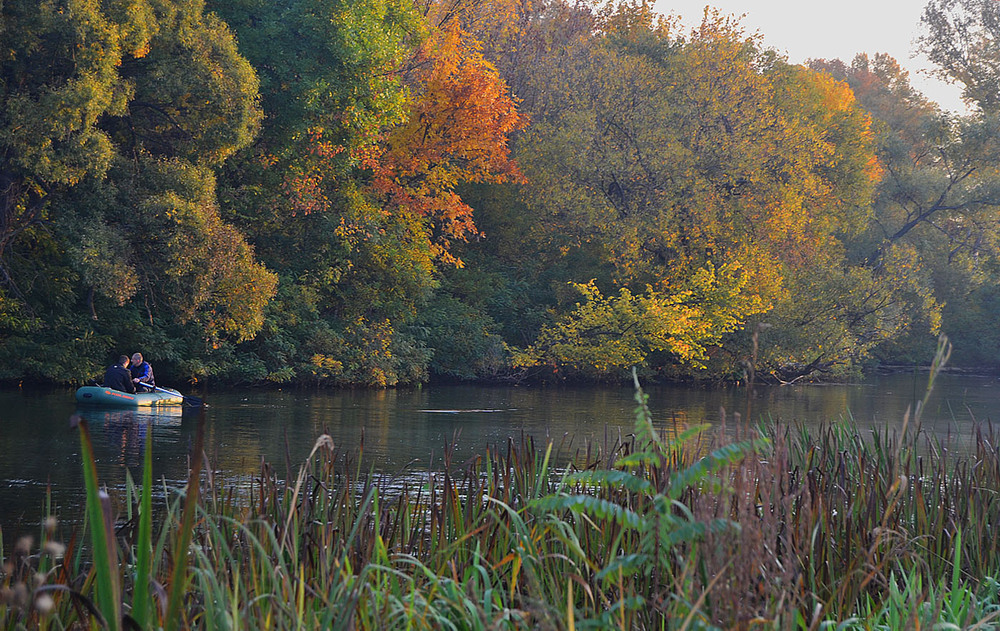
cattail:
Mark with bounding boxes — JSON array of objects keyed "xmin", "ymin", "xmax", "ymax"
[
  {"xmin": 34, "ymin": 592, "xmax": 55, "ymax": 614},
  {"xmin": 43, "ymin": 540, "xmax": 66, "ymax": 559},
  {"xmin": 14, "ymin": 536, "xmax": 32, "ymax": 556},
  {"xmin": 12, "ymin": 582, "xmax": 28, "ymax": 607}
]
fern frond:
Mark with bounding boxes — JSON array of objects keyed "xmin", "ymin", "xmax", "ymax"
[
  {"xmin": 531, "ymin": 495, "xmax": 643, "ymax": 528},
  {"xmin": 596, "ymin": 555, "xmax": 650, "ymax": 581},
  {"xmin": 615, "ymin": 452, "xmax": 652, "ymax": 468},
  {"xmin": 667, "ymin": 438, "xmax": 768, "ymax": 500},
  {"xmin": 664, "ymin": 518, "xmax": 739, "ymax": 546},
  {"xmin": 564, "ymin": 470, "xmax": 654, "ymax": 494},
  {"xmin": 666, "ymin": 423, "xmax": 712, "ymax": 451},
  {"xmin": 632, "ymin": 369, "xmax": 660, "ymax": 449}
]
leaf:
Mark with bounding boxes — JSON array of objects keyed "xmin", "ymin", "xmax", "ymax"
[
  {"xmin": 76, "ymin": 418, "xmax": 121, "ymax": 631},
  {"xmin": 667, "ymin": 438, "xmax": 768, "ymax": 500},
  {"xmin": 563, "ymin": 469, "xmax": 654, "ymax": 494},
  {"xmin": 131, "ymin": 421, "xmax": 154, "ymax": 630},
  {"xmin": 530, "ymin": 495, "xmax": 643, "ymax": 529},
  {"xmin": 595, "ymin": 555, "xmax": 649, "ymax": 581},
  {"xmin": 369, "ymin": 22, "xmax": 527, "ymax": 264},
  {"xmin": 664, "ymin": 517, "xmax": 739, "ymax": 546}
]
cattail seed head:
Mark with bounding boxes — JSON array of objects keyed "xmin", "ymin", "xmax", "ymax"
[
  {"xmin": 35, "ymin": 593, "xmax": 54, "ymax": 614},
  {"xmin": 43, "ymin": 540, "xmax": 65, "ymax": 559},
  {"xmin": 13, "ymin": 583, "xmax": 28, "ymax": 607},
  {"xmin": 14, "ymin": 536, "xmax": 32, "ymax": 556}
]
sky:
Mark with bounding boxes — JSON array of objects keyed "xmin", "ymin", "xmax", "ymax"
[{"xmin": 653, "ymin": 1, "xmax": 968, "ymax": 113}]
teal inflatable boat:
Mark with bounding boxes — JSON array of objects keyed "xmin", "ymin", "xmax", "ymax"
[{"xmin": 75, "ymin": 386, "xmax": 184, "ymax": 407}]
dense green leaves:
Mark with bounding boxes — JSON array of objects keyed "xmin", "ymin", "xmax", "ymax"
[
  {"xmin": 496, "ymin": 6, "xmax": 888, "ymax": 380},
  {"xmin": 0, "ymin": 0, "xmax": 273, "ymax": 382}
]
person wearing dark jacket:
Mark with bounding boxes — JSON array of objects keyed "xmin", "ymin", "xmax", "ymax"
[
  {"xmin": 103, "ymin": 355, "xmax": 136, "ymax": 393},
  {"xmin": 129, "ymin": 352, "xmax": 155, "ymax": 391}
]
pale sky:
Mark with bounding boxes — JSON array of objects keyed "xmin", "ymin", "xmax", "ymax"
[{"xmin": 654, "ymin": 1, "xmax": 969, "ymax": 113}]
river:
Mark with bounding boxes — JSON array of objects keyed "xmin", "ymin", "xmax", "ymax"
[{"xmin": 2, "ymin": 372, "xmax": 999, "ymax": 547}]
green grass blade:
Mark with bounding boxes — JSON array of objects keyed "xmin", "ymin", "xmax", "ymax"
[
  {"xmin": 132, "ymin": 421, "xmax": 154, "ymax": 629},
  {"xmin": 165, "ymin": 412, "xmax": 206, "ymax": 631},
  {"xmin": 75, "ymin": 417, "xmax": 121, "ymax": 631}
]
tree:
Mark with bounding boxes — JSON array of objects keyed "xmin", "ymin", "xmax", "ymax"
[
  {"xmin": 921, "ymin": 0, "xmax": 1000, "ymax": 113},
  {"xmin": 513, "ymin": 264, "xmax": 761, "ymax": 379},
  {"xmin": 369, "ymin": 22, "xmax": 526, "ymax": 265},
  {"xmin": 812, "ymin": 52, "xmax": 1000, "ymax": 369},
  {"xmin": 210, "ymin": 0, "xmax": 430, "ymax": 385},
  {"xmin": 0, "ymin": 0, "xmax": 275, "ymax": 383},
  {"xmin": 503, "ymin": 5, "xmax": 882, "ymax": 379},
  {"xmin": 0, "ymin": 0, "xmax": 141, "ymax": 292},
  {"xmin": 212, "ymin": 0, "xmax": 527, "ymax": 385}
]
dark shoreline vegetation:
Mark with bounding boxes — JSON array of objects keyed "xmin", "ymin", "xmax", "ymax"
[
  {"xmin": 6, "ymin": 0, "xmax": 1000, "ymax": 389},
  {"xmin": 5, "ymin": 359, "xmax": 1000, "ymax": 628}
]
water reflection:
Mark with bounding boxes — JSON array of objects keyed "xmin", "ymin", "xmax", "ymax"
[
  {"xmin": 74, "ymin": 406, "xmax": 183, "ymax": 467},
  {"xmin": 4, "ymin": 374, "xmax": 1000, "ymax": 553},
  {"xmin": 74, "ymin": 406, "xmax": 183, "ymax": 426}
]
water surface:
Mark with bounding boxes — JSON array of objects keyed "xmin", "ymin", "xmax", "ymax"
[{"xmin": 2, "ymin": 373, "xmax": 998, "ymax": 547}]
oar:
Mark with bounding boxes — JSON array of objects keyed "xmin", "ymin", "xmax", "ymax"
[{"xmin": 153, "ymin": 385, "xmax": 205, "ymax": 408}]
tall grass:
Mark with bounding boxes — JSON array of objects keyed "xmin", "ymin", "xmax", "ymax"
[{"xmin": 3, "ymin": 343, "xmax": 1000, "ymax": 628}]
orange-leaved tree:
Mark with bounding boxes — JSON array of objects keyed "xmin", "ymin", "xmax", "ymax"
[{"xmin": 367, "ymin": 22, "xmax": 527, "ymax": 265}]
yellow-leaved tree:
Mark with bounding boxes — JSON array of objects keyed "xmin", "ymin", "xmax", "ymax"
[
  {"xmin": 507, "ymin": 4, "xmax": 883, "ymax": 380},
  {"xmin": 513, "ymin": 262, "xmax": 766, "ymax": 378}
]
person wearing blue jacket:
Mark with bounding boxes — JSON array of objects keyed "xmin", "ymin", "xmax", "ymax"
[{"xmin": 129, "ymin": 352, "xmax": 155, "ymax": 391}]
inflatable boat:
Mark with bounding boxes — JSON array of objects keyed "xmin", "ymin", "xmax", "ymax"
[{"xmin": 75, "ymin": 386, "xmax": 184, "ymax": 407}]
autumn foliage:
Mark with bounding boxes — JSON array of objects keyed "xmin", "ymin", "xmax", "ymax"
[
  {"xmin": 1, "ymin": 0, "xmax": 997, "ymax": 385},
  {"xmin": 369, "ymin": 23, "xmax": 527, "ymax": 264}
]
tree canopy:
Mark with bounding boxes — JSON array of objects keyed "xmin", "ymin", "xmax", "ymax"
[
  {"xmin": 2, "ymin": 0, "xmax": 999, "ymax": 386},
  {"xmin": 0, "ymin": 0, "xmax": 275, "ymax": 382}
]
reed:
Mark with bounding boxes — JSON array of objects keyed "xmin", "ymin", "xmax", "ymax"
[{"xmin": 76, "ymin": 416, "xmax": 121, "ymax": 631}]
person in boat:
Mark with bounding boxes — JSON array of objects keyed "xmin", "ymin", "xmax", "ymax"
[
  {"xmin": 129, "ymin": 352, "xmax": 155, "ymax": 392},
  {"xmin": 103, "ymin": 355, "xmax": 136, "ymax": 394}
]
